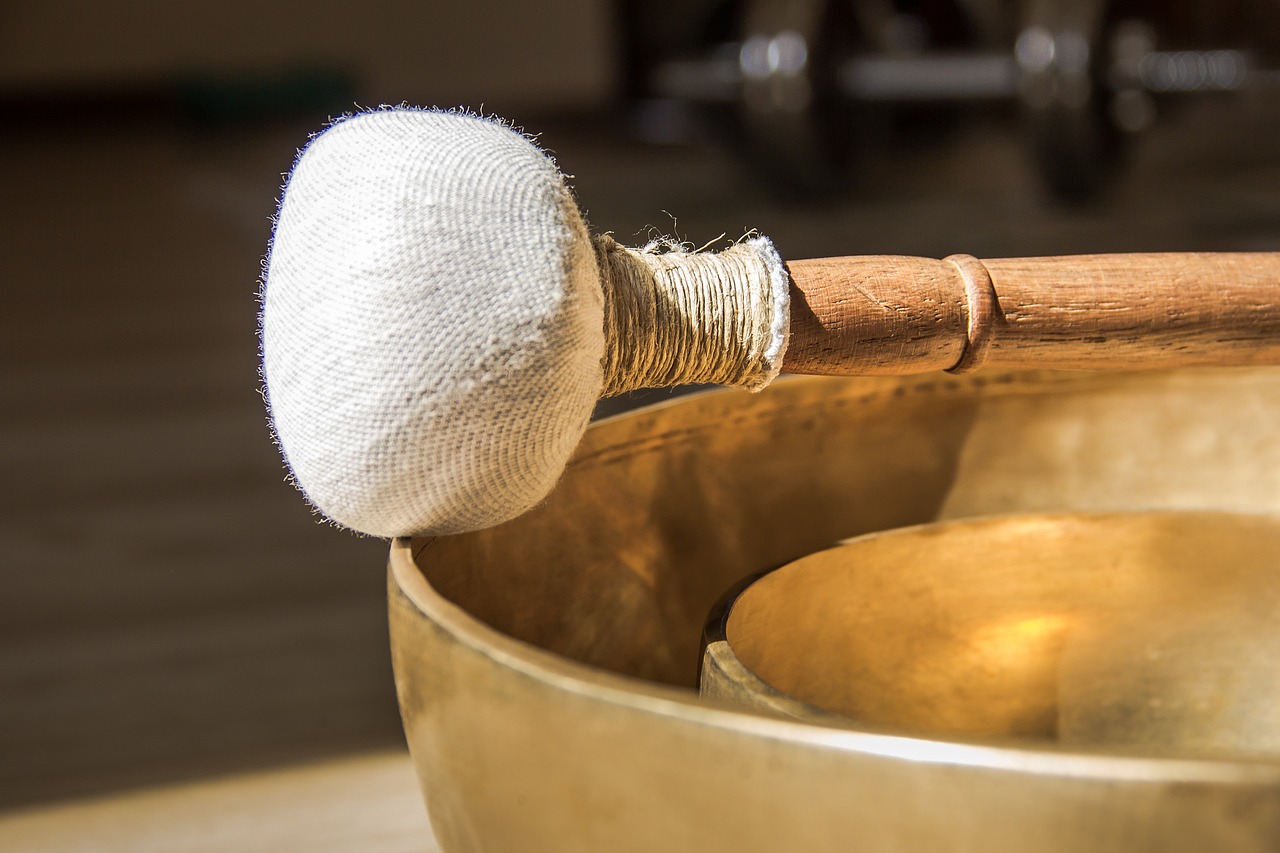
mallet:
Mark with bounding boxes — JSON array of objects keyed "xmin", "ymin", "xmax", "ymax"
[{"xmin": 260, "ymin": 108, "xmax": 1280, "ymax": 538}]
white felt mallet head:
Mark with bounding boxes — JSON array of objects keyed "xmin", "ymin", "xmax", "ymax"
[{"xmin": 261, "ymin": 109, "xmax": 788, "ymax": 537}]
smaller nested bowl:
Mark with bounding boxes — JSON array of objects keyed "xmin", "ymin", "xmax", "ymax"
[{"xmin": 702, "ymin": 511, "xmax": 1280, "ymax": 758}]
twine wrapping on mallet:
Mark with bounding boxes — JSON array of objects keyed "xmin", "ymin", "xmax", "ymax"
[{"xmin": 596, "ymin": 235, "xmax": 791, "ymax": 396}]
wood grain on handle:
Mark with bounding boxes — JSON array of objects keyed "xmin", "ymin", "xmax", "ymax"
[{"xmin": 782, "ymin": 253, "xmax": 1280, "ymax": 375}]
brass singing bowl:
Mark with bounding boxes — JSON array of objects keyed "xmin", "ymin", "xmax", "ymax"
[
  {"xmin": 389, "ymin": 369, "xmax": 1280, "ymax": 852},
  {"xmin": 703, "ymin": 512, "xmax": 1280, "ymax": 756}
]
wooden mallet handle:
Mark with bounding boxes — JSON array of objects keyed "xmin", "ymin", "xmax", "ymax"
[{"xmin": 784, "ymin": 253, "xmax": 1280, "ymax": 375}]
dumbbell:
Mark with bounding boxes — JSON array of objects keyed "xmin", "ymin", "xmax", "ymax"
[{"xmin": 647, "ymin": 0, "xmax": 1274, "ymax": 200}]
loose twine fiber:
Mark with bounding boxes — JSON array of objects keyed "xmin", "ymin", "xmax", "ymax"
[{"xmin": 596, "ymin": 234, "xmax": 791, "ymax": 396}]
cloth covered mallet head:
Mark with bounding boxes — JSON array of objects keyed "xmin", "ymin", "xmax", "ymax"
[{"xmin": 261, "ymin": 109, "xmax": 789, "ymax": 537}]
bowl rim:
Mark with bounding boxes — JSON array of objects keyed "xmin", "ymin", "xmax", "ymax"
[{"xmin": 392, "ymin": 526, "xmax": 1280, "ymax": 785}]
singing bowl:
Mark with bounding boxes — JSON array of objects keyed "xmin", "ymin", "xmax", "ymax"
[
  {"xmin": 389, "ymin": 368, "xmax": 1280, "ymax": 852},
  {"xmin": 702, "ymin": 512, "xmax": 1280, "ymax": 757}
]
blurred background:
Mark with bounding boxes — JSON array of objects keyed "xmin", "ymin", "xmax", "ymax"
[{"xmin": 2, "ymin": 0, "xmax": 1278, "ymax": 828}]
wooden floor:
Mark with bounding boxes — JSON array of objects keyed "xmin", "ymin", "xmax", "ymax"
[
  {"xmin": 0, "ymin": 750, "xmax": 440, "ymax": 852},
  {"xmin": 1, "ymin": 95, "xmax": 1277, "ymax": 843}
]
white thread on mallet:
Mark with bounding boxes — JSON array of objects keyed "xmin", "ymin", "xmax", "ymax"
[
  {"xmin": 598, "ymin": 235, "xmax": 788, "ymax": 395},
  {"xmin": 261, "ymin": 108, "xmax": 789, "ymax": 538}
]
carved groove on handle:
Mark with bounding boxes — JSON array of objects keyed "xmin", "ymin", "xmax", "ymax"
[{"xmin": 943, "ymin": 254, "xmax": 1001, "ymax": 375}]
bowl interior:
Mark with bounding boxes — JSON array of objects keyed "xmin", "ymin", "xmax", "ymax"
[
  {"xmin": 418, "ymin": 370, "xmax": 1280, "ymax": 691},
  {"xmin": 720, "ymin": 512, "xmax": 1280, "ymax": 758}
]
